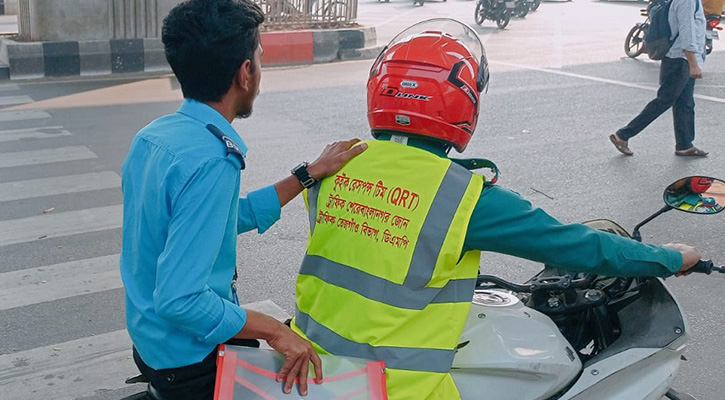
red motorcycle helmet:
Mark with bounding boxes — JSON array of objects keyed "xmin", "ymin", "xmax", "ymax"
[
  {"xmin": 367, "ymin": 19, "xmax": 489, "ymax": 153},
  {"xmin": 690, "ymin": 177, "xmax": 713, "ymax": 193}
]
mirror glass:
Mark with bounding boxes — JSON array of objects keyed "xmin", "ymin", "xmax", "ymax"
[{"xmin": 664, "ymin": 176, "xmax": 725, "ymax": 214}]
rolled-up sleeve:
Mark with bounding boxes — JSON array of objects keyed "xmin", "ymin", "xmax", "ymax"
[
  {"xmin": 674, "ymin": 0, "xmax": 698, "ymax": 52},
  {"xmin": 464, "ymin": 186, "xmax": 682, "ymax": 277},
  {"xmin": 237, "ymin": 184, "xmax": 281, "ymax": 233},
  {"xmin": 154, "ymin": 158, "xmax": 247, "ymax": 343}
]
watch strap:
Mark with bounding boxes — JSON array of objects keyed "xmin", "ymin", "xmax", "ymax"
[{"xmin": 292, "ymin": 162, "xmax": 317, "ymax": 188}]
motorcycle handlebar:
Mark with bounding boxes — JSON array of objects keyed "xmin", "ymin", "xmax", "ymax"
[
  {"xmin": 690, "ymin": 260, "xmax": 725, "ymax": 274},
  {"xmin": 476, "ymin": 275, "xmax": 532, "ymax": 292},
  {"xmin": 477, "ymin": 260, "xmax": 724, "ymax": 293},
  {"xmin": 476, "ymin": 274, "xmax": 595, "ymax": 293}
]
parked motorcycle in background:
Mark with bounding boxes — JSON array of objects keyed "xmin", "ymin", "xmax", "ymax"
[
  {"xmin": 512, "ymin": 0, "xmax": 531, "ymax": 18},
  {"xmin": 705, "ymin": 13, "xmax": 722, "ymax": 54},
  {"xmin": 624, "ymin": 3, "xmax": 652, "ymax": 58},
  {"xmin": 475, "ymin": 0, "xmax": 515, "ymax": 28}
]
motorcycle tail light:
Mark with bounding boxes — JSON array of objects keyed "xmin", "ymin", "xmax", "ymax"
[{"xmin": 709, "ymin": 19, "xmax": 721, "ymax": 28}]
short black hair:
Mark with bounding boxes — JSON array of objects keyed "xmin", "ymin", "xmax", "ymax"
[{"xmin": 162, "ymin": 0, "xmax": 265, "ymax": 102}]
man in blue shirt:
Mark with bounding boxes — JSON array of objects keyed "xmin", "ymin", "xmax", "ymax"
[
  {"xmin": 120, "ymin": 1, "xmax": 366, "ymax": 399},
  {"xmin": 610, "ymin": 0, "xmax": 708, "ymax": 157}
]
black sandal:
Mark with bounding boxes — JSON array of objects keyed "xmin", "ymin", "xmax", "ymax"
[
  {"xmin": 675, "ymin": 147, "xmax": 708, "ymax": 157},
  {"xmin": 609, "ymin": 134, "xmax": 633, "ymax": 156}
]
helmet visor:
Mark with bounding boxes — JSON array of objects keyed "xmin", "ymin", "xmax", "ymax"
[{"xmin": 372, "ymin": 18, "xmax": 489, "ymax": 93}]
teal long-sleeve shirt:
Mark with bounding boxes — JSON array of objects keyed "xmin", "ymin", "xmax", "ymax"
[
  {"xmin": 121, "ymin": 100, "xmax": 281, "ymax": 370},
  {"xmin": 464, "ymin": 185, "xmax": 682, "ymax": 277},
  {"xmin": 377, "ymin": 135, "xmax": 682, "ymax": 277}
]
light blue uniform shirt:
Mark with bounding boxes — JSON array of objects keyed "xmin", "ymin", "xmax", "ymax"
[
  {"xmin": 667, "ymin": 0, "xmax": 706, "ymax": 62},
  {"xmin": 121, "ymin": 99, "xmax": 281, "ymax": 369}
]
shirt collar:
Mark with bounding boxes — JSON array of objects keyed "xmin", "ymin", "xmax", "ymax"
[
  {"xmin": 375, "ymin": 134, "xmax": 450, "ymax": 158},
  {"xmin": 177, "ymin": 98, "xmax": 249, "ymax": 156}
]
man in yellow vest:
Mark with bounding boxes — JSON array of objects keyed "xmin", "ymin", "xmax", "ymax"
[{"xmin": 291, "ymin": 19, "xmax": 702, "ymax": 400}]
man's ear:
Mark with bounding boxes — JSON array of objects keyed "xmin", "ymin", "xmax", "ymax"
[{"xmin": 236, "ymin": 59, "xmax": 253, "ymax": 91}]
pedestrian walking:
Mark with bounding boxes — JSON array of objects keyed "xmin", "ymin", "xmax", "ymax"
[{"xmin": 610, "ymin": 0, "xmax": 708, "ymax": 157}]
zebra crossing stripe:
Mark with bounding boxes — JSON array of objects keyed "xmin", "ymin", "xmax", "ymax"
[
  {"xmin": 0, "ymin": 301, "xmax": 288, "ymax": 399},
  {"xmin": 0, "ymin": 329, "xmax": 136, "ymax": 400},
  {"xmin": 0, "ymin": 146, "xmax": 97, "ymax": 169},
  {"xmin": 0, "ymin": 171, "xmax": 121, "ymax": 202},
  {"xmin": 0, "ymin": 110, "xmax": 52, "ymax": 123},
  {"xmin": 0, "ymin": 255, "xmax": 121, "ymax": 311},
  {"xmin": 0, "ymin": 126, "xmax": 72, "ymax": 143},
  {"xmin": 0, "ymin": 83, "xmax": 20, "ymax": 91},
  {"xmin": 0, "ymin": 205, "xmax": 122, "ymax": 247},
  {"xmin": 0, "ymin": 95, "xmax": 33, "ymax": 107}
]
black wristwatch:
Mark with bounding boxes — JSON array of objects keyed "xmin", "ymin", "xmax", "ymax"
[{"xmin": 291, "ymin": 162, "xmax": 318, "ymax": 188}]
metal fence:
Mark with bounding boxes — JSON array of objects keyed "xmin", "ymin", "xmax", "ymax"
[{"xmin": 255, "ymin": 0, "xmax": 357, "ymax": 29}]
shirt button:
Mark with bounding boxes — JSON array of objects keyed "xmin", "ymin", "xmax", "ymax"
[{"xmin": 167, "ymin": 373, "xmax": 175, "ymax": 383}]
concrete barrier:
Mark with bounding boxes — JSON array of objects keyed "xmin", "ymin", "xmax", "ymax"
[{"xmin": 0, "ymin": 26, "xmax": 379, "ymax": 80}]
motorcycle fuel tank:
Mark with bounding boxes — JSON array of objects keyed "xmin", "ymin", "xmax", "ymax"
[{"xmin": 451, "ymin": 290, "xmax": 582, "ymax": 400}]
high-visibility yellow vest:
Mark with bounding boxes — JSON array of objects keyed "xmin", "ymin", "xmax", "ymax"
[{"xmin": 292, "ymin": 140, "xmax": 484, "ymax": 400}]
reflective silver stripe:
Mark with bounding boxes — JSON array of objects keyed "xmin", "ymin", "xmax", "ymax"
[
  {"xmin": 300, "ymin": 255, "xmax": 476, "ymax": 309},
  {"xmin": 295, "ymin": 309, "xmax": 455, "ymax": 373},
  {"xmin": 404, "ymin": 163, "xmax": 472, "ymax": 288},
  {"xmin": 307, "ymin": 185, "xmax": 320, "ymax": 234},
  {"xmin": 301, "ymin": 162, "xmax": 473, "ymax": 309},
  {"xmin": 430, "ymin": 277, "xmax": 477, "ymax": 303}
]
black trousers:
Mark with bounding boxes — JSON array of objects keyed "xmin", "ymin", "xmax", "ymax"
[
  {"xmin": 133, "ymin": 339, "xmax": 259, "ymax": 400},
  {"xmin": 617, "ymin": 57, "xmax": 696, "ymax": 151}
]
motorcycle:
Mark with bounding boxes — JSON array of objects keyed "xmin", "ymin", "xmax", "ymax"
[
  {"xmin": 475, "ymin": 0, "xmax": 515, "ymax": 29},
  {"xmin": 512, "ymin": 0, "xmax": 531, "ymax": 18},
  {"xmin": 123, "ymin": 176, "xmax": 724, "ymax": 400},
  {"xmin": 625, "ymin": 3, "xmax": 652, "ymax": 58},
  {"xmin": 705, "ymin": 13, "xmax": 722, "ymax": 54},
  {"xmin": 452, "ymin": 175, "xmax": 724, "ymax": 400}
]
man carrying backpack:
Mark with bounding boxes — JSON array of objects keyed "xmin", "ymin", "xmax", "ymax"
[{"xmin": 609, "ymin": 0, "xmax": 707, "ymax": 157}]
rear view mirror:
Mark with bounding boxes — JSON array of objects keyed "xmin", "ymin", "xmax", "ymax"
[{"xmin": 664, "ymin": 176, "xmax": 725, "ymax": 214}]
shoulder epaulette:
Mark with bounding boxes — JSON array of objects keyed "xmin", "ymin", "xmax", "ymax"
[{"xmin": 206, "ymin": 124, "xmax": 246, "ymax": 170}]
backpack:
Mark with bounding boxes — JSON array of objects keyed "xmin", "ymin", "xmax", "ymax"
[
  {"xmin": 644, "ymin": 0, "xmax": 679, "ymax": 60},
  {"xmin": 645, "ymin": 0, "xmax": 701, "ymax": 60}
]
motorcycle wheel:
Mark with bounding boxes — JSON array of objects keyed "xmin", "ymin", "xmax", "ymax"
[
  {"xmin": 705, "ymin": 38, "xmax": 712, "ymax": 55},
  {"xmin": 497, "ymin": 10, "xmax": 511, "ymax": 29},
  {"xmin": 531, "ymin": 0, "xmax": 541, "ymax": 11},
  {"xmin": 624, "ymin": 23, "xmax": 647, "ymax": 58},
  {"xmin": 475, "ymin": 2, "xmax": 486, "ymax": 25},
  {"xmin": 515, "ymin": 2, "xmax": 529, "ymax": 17}
]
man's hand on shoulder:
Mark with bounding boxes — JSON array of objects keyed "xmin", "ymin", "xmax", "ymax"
[{"xmin": 307, "ymin": 139, "xmax": 367, "ymax": 180}]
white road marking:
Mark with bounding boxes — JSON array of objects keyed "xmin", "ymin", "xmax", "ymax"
[
  {"xmin": 0, "ymin": 126, "xmax": 71, "ymax": 143},
  {"xmin": 0, "ymin": 171, "xmax": 121, "ymax": 202},
  {"xmin": 0, "ymin": 205, "xmax": 122, "ymax": 247},
  {"xmin": 0, "ymin": 301, "xmax": 289, "ymax": 399},
  {"xmin": 0, "ymin": 83, "xmax": 19, "ymax": 91},
  {"xmin": 0, "ymin": 146, "xmax": 97, "ymax": 168},
  {"xmin": 0, "ymin": 110, "xmax": 52, "ymax": 122},
  {"xmin": 0, "ymin": 95, "xmax": 33, "ymax": 107},
  {"xmin": 0, "ymin": 329, "xmax": 136, "ymax": 400},
  {"xmin": 492, "ymin": 60, "xmax": 725, "ymax": 104},
  {"xmin": 0, "ymin": 255, "xmax": 120, "ymax": 311}
]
